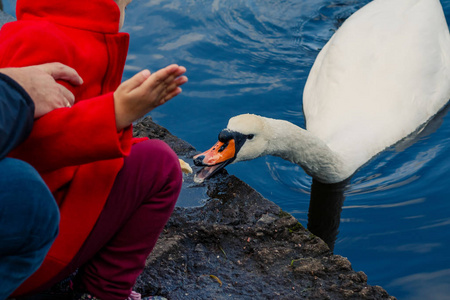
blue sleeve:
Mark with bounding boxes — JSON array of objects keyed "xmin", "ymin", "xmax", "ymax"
[{"xmin": 0, "ymin": 73, "xmax": 35, "ymax": 159}]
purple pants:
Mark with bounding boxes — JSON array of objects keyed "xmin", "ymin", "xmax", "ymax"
[{"xmin": 46, "ymin": 139, "xmax": 182, "ymax": 299}]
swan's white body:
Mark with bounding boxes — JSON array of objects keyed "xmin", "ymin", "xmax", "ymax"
[
  {"xmin": 197, "ymin": 0, "xmax": 450, "ymax": 184},
  {"xmin": 301, "ymin": 0, "xmax": 450, "ymax": 182}
]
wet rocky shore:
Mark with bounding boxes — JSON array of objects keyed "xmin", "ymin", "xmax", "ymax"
[{"xmin": 132, "ymin": 117, "xmax": 395, "ymax": 300}]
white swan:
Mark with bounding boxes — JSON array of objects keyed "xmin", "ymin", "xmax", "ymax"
[{"xmin": 194, "ymin": 0, "xmax": 450, "ymax": 184}]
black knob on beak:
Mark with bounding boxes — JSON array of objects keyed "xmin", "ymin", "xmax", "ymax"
[
  {"xmin": 218, "ymin": 129, "xmax": 234, "ymax": 142},
  {"xmin": 193, "ymin": 155, "xmax": 206, "ymax": 166}
]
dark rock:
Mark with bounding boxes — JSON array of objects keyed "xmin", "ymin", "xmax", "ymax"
[
  {"xmin": 133, "ymin": 118, "xmax": 196, "ymax": 157},
  {"xmin": 133, "ymin": 117, "xmax": 396, "ymax": 300}
]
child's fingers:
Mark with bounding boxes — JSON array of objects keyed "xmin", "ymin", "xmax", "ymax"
[
  {"xmin": 139, "ymin": 67, "xmax": 182, "ymax": 96},
  {"xmin": 121, "ymin": 69, "xmax": 151, "ymax": 92},
  {"xmin": 159, "ymin": 64, "xmax": 178, "ymax": 72},
  {"xmin": 164, "ymin": 67, "xmax": 187, "ymax": 85},
  {"xmin": 128, "ymin": 65, "xmax": 186, "ymax": 109},
  {"xmin": 159, "ymin": 87, "xmax": 182, "ymax": 105},
  {"xmin": 175, "ymin": 75, "xmax": 188, "ymax": 86},
  {"xmin": 138, "ymin": 67, "xmax": 174, "ymax": 94},
  {"xmin": 163, "ymin": 76, "xmax": 188, "ymax": 96},
  {"xmin": 149, "ymin": 64, "xmax": 181, "ymax": 85},
  {"xmin": 164, "ymin": 64, "xmax": 185, "ymax": 76},
  {"xmin": 155, "ymin": 74, "xmax": 187, "ymax": 103},
  {"xmin": 172, "ymin": 65, "xmax": 187, "ymax": 77},
  {"xmin": 156, "ymin": 68, "xmax": 187, "ymax": 92},
  {"xmin": 145, "ymin": 65, "xmax": 185, "ymax": 87}
]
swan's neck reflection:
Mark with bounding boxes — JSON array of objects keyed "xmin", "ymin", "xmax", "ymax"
[{"xmin": 307, "ymin": 179, "xmax": 349, "ymax": 252}]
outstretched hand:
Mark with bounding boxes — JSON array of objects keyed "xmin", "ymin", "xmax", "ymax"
[
  {"xmin": 114, "ymin": 64, "xmax": 188, "ymax": 131},
  {"xmin": 0, "ymin": 62, "xmax": 83, "ymax": 118}
]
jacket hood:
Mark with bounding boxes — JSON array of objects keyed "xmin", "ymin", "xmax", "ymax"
[{"xmin": 16, "ymin": 0, "xmax": 121, "ymax": 34}]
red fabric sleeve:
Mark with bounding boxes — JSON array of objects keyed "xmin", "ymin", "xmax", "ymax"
[{"xmin": 9, "ymin": 92, "xmax": 132, "ymax": 173}]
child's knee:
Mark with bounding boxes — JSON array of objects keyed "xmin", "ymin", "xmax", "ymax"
[
  {"xmin": 131, "ymin": 140, "xmax": 182, "ymax": 188},
  {"xmin": 126, "ymin": 140, "xmax": 182, "ymax": 211},
  {"xmin": 134, "ymin": 140, "xmax": 181, "ymax": 172},
  {"xmin": 151, "ymin": 140, "xmax": 183, "ymax": 188}
]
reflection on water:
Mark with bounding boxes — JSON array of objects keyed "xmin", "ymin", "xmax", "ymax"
[
  {"xmin": 176, "ymin": 156, "xmax": 210, "ymax": 208},
  {"xmin": 349, "ymin": 103, "xmax": 450, "ymax": 196},
  {"xmin": 388, "ymin": 269, "xmax": 450, "ymax": 300},
  {"xmin": 176, "ymin": 180, "xmax": 209, "ymax": 208}
]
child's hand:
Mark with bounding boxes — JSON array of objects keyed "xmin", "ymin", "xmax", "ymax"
[{"xmin": 114, "ymin": 64, "xmax": 187, "ymax": 131}]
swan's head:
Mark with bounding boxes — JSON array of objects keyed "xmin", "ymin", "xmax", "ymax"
[{"xmin": 193, "ymin": 114, "xmax": 270, "ymax": 182}]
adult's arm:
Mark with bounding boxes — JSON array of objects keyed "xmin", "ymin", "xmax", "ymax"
[
  {"xmin": 0, "ymin": 63, "xmax": 82, "ymax": 159},
  {"xmin": 0, "ymin": 73, "xmax": 34, "ymax": 159}
]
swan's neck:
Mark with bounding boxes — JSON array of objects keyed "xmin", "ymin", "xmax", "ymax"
[{"xmin": 264, "ymin": 118, "xmax": 348, "ymax": 183}]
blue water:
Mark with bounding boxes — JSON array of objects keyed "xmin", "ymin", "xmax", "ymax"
[
  {"xmin": 120, "ymin": 0, "xmax": 450, "ymax": 299},
  {"xmin": 6, "ymin": 0, "xmax": 449, "ymax": 298}
]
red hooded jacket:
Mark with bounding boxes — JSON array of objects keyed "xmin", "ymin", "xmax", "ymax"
[{"xmin": 0, "ymin": 0, "xmax": 143, "ymax": 294}]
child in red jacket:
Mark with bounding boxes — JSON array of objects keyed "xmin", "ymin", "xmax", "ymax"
[{"xmin": 0, "ymin": 0, "xmax": 187, "ymax": 299}]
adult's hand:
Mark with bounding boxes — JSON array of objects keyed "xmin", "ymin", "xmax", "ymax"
[{"xmin": 0, "ymin": 62, "xmax": 83, "ymax": 118}]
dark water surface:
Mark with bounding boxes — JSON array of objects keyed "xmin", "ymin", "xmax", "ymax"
[
  {"xmin": 6, "ymin": 0, "xmax": 450, "ymax": 298},
  {"xmin": 121, "ymin": 1, "xmax": 450, "ymax": 299}
]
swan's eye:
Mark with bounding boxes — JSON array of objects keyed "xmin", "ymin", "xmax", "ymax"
[{"xmin": 247, "ymin": 134, "xmax": 254, "ymax": 140}]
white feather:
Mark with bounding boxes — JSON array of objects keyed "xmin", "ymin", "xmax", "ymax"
[{"xmin": 303, "ymin": 0, "xmax": 450, "ymax": 175}]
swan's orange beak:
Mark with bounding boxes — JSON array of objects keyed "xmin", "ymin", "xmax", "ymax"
[
  {"xmin": 193, "ymin": 139, "xmax": 236, "ymax": 182},
  {"xmin": 193, "ymin": 139, "xmax": 236, "ymax": 166}
]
